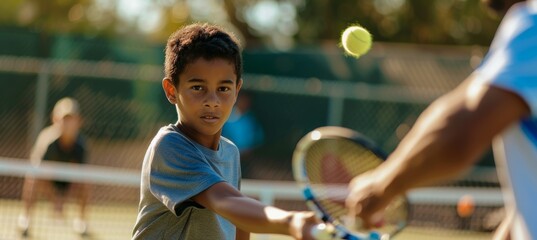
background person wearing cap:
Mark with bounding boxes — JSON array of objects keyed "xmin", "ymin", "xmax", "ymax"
[{"xmin": 18, "ymin": 97, "xmax": 90, "ymax": 237}]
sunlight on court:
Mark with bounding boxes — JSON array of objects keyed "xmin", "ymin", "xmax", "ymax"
[
  {"xmin": 0, "ymin": 198, "xmax": 493, "ymax": 240},
  {"xmin": 0, "ymin": 199, "xmax": 137, "ymax": 240},
  {"xmin": 0, "ymin": 159, "xmax": 501, "ymax": 240},
  {"xmin": 0, "ymin": 197, "xmax": 288, "ymax": 240}
]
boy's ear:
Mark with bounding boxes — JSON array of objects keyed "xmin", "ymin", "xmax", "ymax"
[
  {"xmin": 235, "ymin": 78, "xmax": 243, "ymax": 98},
  {"xmin": 162, "ymin": 78, "xmax": 177, "ymax": 104}
]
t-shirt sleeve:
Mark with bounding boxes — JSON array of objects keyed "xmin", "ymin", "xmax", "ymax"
[
  {"xmin": 30, "ymin": 126, "xmax": 60, "ymax": 165},
  {"xmin": 148, "ymin": 133, "xmax": 225, "ymax": 216},
  {"xmin": 475, "ymin": 6, "xmax": 537, "ymax": 117}
]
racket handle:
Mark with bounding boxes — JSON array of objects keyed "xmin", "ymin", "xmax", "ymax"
[{"xmin": 311, "ymin": 223, "xmax": 333, "ymax": 240}]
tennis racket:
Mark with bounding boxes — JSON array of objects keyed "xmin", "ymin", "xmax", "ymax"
[{"xmin": 292, "ymin": 126, "xmax": 408, "ymax": 240}]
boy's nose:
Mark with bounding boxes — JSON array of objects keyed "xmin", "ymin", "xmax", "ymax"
[{"xmin": 204, "ymin": 92, "xmax": 220, "ymax": 107}]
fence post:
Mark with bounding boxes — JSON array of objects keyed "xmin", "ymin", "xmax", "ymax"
[
  {"xmin": 327, "ymin": 87, "xmax": 344, "ymax": 126},
  {"xmin": 30, "ymin": 60, "xmax": 50, "ymax": 144}
]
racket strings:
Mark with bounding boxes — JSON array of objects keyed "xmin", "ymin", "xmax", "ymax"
[{"xmin": 304, "ymin": 138, "xmax": 408, "ymax": 235}]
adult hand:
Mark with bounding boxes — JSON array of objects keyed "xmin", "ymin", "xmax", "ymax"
[{"xmin": 345, "ymin": 170, "xmax": 393, "ymax": 229}]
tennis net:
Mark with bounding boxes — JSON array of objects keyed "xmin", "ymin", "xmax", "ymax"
[{"xmin": 0, "ymin": 157, "xmax": 503, "ymax": 240}]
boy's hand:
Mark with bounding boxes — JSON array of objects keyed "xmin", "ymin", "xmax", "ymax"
[{"xmin": 288, "ymin": 211, "xmax": 320, "ymax": 240}]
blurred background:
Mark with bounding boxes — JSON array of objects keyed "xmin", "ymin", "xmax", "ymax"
[{"xmin": 0, "ymin": 0, "xmax": 505, "ymax": 239}]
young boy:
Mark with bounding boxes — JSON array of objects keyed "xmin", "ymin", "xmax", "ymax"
[
  {"xmin": 132, "ymin": 23, "xmax": 318, "ymax": 239},
  {"xmin": 19, "ymin": 97, "xmax": 90, "ymax": 237}
]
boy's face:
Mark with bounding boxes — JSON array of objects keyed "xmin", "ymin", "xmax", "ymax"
[{"xmin": 163, "ymin": 57, "xmax": 241, "ymax": 142}]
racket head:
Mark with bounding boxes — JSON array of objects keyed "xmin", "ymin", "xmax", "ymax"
[{"xmin": 293, "ymin": 126, "xmax": 409, "ymax": 239}]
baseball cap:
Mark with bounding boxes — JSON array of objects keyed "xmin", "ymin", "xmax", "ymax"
[{"xmin": 52, "ymin": 97, "xmax": 80, "ymax": 119}]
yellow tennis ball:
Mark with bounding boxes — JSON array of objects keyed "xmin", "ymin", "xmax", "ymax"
[{"xmin": 341, "ymin": 26, "xmax": 372, "ymax": 58}]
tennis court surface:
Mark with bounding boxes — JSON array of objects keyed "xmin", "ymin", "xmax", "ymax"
[{"xmin": 0, "ymin": 157, "xmax": 502, "ymax": 239}]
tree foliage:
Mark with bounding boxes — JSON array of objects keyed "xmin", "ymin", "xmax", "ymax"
[
  {"xmin": 294, "ymin": 0, "xmax": 502, "ymax": 46},
  {"xmin": 0, "ymin": 0, "xmax": 503, "ymax": 47}
]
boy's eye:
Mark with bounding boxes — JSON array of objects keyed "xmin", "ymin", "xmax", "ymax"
[
  {"xmin": 191, "ymin": 86, "xmax": 203, "ymax": 91},
  {"xmin": 219, "ymin": 87, "xmax": 231, "ymax": 92}
]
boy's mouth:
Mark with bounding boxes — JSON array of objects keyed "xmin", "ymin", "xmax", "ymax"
[{"xmin": 201, "ymin": 115, "xmax": 220, "ymax": 123}]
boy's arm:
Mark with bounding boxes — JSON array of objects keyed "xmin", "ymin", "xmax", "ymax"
[
  {"xmin": 235, "ymin": 228, "xmax": 250, "ymax": 240},
  {"xmin": 192, "ymin": 182, "xmax": 317, "ymax": 239}
]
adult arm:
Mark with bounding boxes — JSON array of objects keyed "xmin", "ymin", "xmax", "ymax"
[{"xmin": 346, "ymin": 74, "xmax": 530, "ymax": 228}]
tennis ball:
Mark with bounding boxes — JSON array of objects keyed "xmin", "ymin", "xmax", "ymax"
[
  {"xmin": 457, "ymin": 195, "xmax": 475, "ymax": 218},
  {"xmin": 341, "ymin": 26, "xmax": 372, "ymax": 58},
  {"xmin": 310, "ymin": 223, "xmax": 333, "ymax": 240}
]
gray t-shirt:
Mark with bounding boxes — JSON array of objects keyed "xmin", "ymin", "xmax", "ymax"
[{"xmin": 133, "ymin": 124, "xmax": 241, "ymax": 239}]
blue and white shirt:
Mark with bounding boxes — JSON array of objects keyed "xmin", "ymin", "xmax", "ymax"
[{"xmin": 476, "ymin": 1, "xmax": 537, "ymax": 238}]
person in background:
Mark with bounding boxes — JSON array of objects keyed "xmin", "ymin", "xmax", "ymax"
[
  {"xmin": 223, "ymin": 92, "xmax": 264, "ymax": 155},
  {"xmin": 223, "ymin": 92, "xmax": 265, "ymax": 177},
  {"xmin": 19, "ymin": 97, "xmax": 90, "ymax": 237}
]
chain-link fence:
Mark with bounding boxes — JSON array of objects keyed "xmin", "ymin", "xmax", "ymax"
[{"xmin": 0, "ymin": 44, "xmax": 495, "ymax": 181}]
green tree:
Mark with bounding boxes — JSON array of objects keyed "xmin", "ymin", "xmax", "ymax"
[
  {"xmin": 0, "ymin": 0, "xmax": 504, "ymax": 47},
  {"xmin": 294, "ymin": 0, "xmax": 502, "ymax": 46}
]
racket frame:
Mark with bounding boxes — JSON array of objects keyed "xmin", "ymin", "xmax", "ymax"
[{"xmin": 292, "ymin": 126, "xmax": 394, "ymax": 240}]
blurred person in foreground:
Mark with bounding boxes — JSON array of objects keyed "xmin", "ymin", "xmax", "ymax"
[
  {"xmin": 132, "ymin": 23, "xmax": 318, "ymax": 240},
  {"xmin": 19, "ymin": 97, "xmax": 90, "ymax": 237},
  {"xmin": 345, "ymin": 0, "xmax": 537, "ymax": 239}
]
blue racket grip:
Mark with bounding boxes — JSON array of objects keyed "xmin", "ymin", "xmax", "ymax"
[
  {"xmin": 348, "ymin": 231, "xmax": 387, "ymax": 240},
  {"xmin": 367, "ymin": 231, "xmax": 390, "ymax": 240}
]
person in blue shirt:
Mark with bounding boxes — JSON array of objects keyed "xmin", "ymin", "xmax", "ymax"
[{"xmin": 223, "ymin": 92, "xmax": 264, "ymax": 156}]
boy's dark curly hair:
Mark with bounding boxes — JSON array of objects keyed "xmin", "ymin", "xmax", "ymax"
[{"xmin": 164, "ymin": 23, "xmax": 242, "ymax": 86}]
